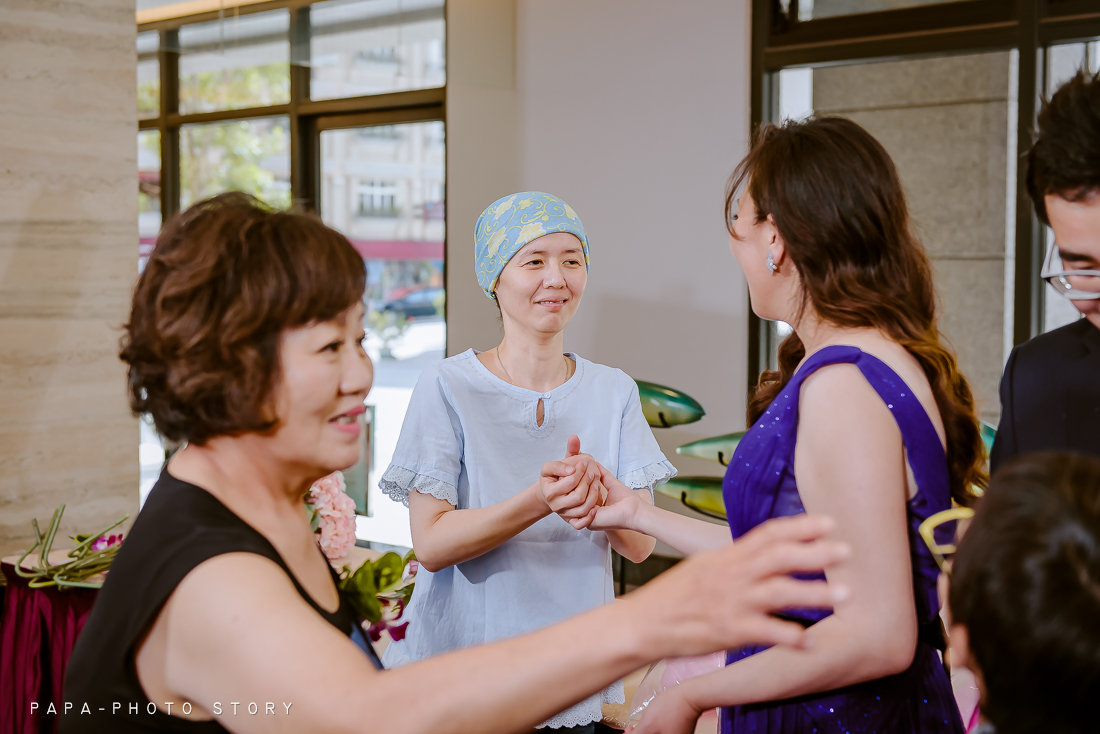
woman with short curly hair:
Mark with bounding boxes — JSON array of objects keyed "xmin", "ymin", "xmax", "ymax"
[{"xmin": 60, "ymin": 192, "xmax": 849, "ymax": 734}]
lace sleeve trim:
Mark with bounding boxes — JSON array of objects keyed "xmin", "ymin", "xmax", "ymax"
[
  {"xmin": 536, "ymin": 682, "xmax": 624, "ymax": 729},
  {"xmin": 618, "ymin": 459, "xmax": 678, "ymax": 497},
  {"xmin": 380, "ymin": 465, "xmax": 458, "ymax": 507}
]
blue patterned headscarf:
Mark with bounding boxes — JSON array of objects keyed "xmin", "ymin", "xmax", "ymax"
[{"xmin": 474, "ymin": 192, "xmax": 590, "ymax": 300}]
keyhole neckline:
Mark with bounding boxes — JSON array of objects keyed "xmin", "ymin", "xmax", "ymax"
[{"xmin": 468, "ymin": 348, "xmax": 583, "ymax": 399}]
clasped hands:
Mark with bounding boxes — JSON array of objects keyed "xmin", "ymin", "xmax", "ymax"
[{"xmin": 537, "ymin": 434, "xmax": 640, "ymax": 531}]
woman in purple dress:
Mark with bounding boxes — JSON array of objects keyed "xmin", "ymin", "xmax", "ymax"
[{"xmin": 585, "ymin": 117, "xmax": 986, "ymax": 733}]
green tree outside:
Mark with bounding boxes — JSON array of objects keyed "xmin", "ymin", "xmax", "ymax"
[{"xmin": 140, "ymin": 62, "xmax": 292, "ymax": 210}]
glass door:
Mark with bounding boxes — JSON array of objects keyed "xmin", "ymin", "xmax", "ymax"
[{"xmin": 319, "ymin": 119, "xmax": 445, "ymax": 547}]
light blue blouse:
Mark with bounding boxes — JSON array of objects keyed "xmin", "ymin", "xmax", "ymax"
[{"xmin": 379, "ymin": 349, "xmax": 676, "ymax": 728}]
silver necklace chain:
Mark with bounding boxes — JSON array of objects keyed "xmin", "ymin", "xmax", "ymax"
[{"xmin": 495, "ymin": 348, "xmax": 570, "ymax": 388}]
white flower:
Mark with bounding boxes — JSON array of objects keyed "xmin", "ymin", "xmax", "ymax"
[
  {"xmin": 493, "ymin": 196, "xmax": 516, "ymax": 220},
  {"xmin": 517, "ymin": 222, "xmax": 546, "ymax": 243},
  {"xmin": 486, "ymin": 227, "xmax": 507, "ymax": 257},
  {"xmin": 564, "ymin": 204, "xmax": 577, "ymax": 220}
]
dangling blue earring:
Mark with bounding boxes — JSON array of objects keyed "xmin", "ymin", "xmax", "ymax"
[{"xmin": 767, "ymin": 252, "xmax": 778, "ymax": 273}]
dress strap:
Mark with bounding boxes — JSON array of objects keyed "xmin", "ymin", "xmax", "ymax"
[{"xmin": 788, "ymin": 345, "xmax": 951, "ymax": 511}]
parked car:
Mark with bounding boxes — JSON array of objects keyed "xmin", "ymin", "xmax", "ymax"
[{"xmin": 378, "ymin": 287, "xmax": 443, "ymax": 319}]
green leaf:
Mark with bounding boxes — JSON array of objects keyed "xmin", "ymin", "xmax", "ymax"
[
  {"xmin": 305, "ymin": 503, "xmax": 322, "ymax": 534},
  {"xmin": 373, "ymin": 552, "xmax": 405, "ymax": 595},
  {"xmin": 339, "ymin": 559, "xmax": 383, "ymax": 622}
]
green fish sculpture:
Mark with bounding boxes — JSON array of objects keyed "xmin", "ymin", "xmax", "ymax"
[
  {"xmin": 676, "ymin": 431, "xmax": 748, "ymax": 466},
  {"xmin": 636, "ymin": 380, "xmax": 705, "ymax": 428},
  {"xmin": 655, "ymin": 476, "xmax": 725, "ymax": 519},
  {"xmin": 979, "ymin": 420, "xmax": 997, "ymax": 455}
]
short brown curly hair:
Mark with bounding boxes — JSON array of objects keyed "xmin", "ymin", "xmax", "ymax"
[{"xmin": 122, "ymin": 193, "xmax": 366, "ymax": 445}]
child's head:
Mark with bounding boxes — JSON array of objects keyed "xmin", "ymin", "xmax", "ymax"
[{"xmin": 948, "ymin": 452, "xmax": 1100, "ymax": 734}]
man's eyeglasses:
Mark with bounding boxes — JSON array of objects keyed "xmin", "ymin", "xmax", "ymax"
[
  {"xmin": 918, "ymin": 507, "xmax": 975, "ymax": 575},
  {"xmin": 1041, "ymin": 244, "xmax": 1100, "ymax": 301}
]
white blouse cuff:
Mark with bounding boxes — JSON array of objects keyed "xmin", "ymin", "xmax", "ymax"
[
  {"xmin": 618, "ymin": 459, "xmax": 678, "ymax": 498},
  {"xmin": 380, "ymin": 465, "xmax": 459, "ymax": 507}
]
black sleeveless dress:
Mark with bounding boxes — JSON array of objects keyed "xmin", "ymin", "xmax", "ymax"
[{"xmin": 61, "ymin": 470, "xmax": 382, "ymax": 734}]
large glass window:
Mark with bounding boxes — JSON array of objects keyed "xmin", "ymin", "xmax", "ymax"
[
  {"xmin": 137, "ymin": 31, "xmax": 160, "ymax": 118},
  {"xmin": 321, "ymin": 120, "xmax": 445, "ymax": 547},
  {"xmin": 749, "ymin": 0, "xmax": 1100, "ymax": 402},
  {"xmin": 180, "ymin": 116, "xmax": 291, "ymax": 208},
  {"xmin": 310, "ymin": 0, "xmax": 445, "ymax": 100},
  {"xmin": 138, "ymin": 129, "xmax": 162, "ymax": 271},
  {"xmin": 766, "ymin": 52, "xmax": 1016, "ymax": 424},
  {"xmin": 137, "ymin": 2, "xmax": 445, "ymax": 538},
  {"xmin": 178, "ymin": 10, "xmax": 291, "ymax": 114},
  {"xmin": 138, "ymin": 128, "xmax": 164, "ymax": 500},
  {"xmin": 794, "ymin": 0, "xmax": 969, "ymax": 19},
  {"xmin": 1042, "ymin": 41, "xmax": 1099, "ymax": 333}
]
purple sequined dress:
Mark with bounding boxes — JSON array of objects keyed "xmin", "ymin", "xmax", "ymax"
[{"xmin": 720, "ymin": 346, "xmax": 964, "ymax": 734}]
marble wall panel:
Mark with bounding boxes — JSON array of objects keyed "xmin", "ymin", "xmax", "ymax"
[
  {"xmin": 932, "ymin": 259, "xmax": 1007, "ymax": 423},
  {"xmin": 837, "ymin": 102, "xmax": 1009, "ymax": 257},
  {"xmin": 0, "ymin": 0, "xmax": 138, "ymax": 556},
  {"xmin": 814, "ymin": 52, "xmax": 1011, "ymax": 111}
]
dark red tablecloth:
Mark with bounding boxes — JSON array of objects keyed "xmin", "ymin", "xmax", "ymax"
[{"xmin": 0, "ymin": 561, "xmax": 98, "ymax": 734}]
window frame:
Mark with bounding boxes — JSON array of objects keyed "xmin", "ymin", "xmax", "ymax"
[
  {"xmin": 138, "ymin": 0, "xmax": 446, "ymax": 224},
  {"xmin": 137, "ymin": 2, "xmax": 447, "ymax": 516},
  {"xmin": 746, "ymin": 0, "xmax": 1100, "ymax": 392}
]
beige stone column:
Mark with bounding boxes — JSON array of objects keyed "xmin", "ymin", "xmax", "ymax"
[{"xmin": 0, "ymin": 1, "xmax": 138, "ymax": 556}]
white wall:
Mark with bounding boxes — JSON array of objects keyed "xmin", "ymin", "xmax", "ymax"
[
  {"xmin": 447, "ymin": 0, "xmax": 754, "ymax": 486},
  {"xmin": 444, "ymin": 0, "xmax": 520, "ymax": 355}
]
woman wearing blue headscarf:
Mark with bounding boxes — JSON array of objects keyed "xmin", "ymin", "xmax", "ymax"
[{"xmin": 380, "ymin": 192, "xmax": 676, "ymax": 732}]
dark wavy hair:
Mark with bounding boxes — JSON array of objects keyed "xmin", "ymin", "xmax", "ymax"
[
  {"xmin": 1027, "ymin": 69, "xmax": 1100, "ymax": 225},
  {"xmin": 121, "ymin": 193, "xmax": 366, "ymax": 445},
  {"xmin": 950, "ymin": 452, "xmax": 1100, "ymax": 734},
  {"xmin": 726, "ymin": 117, "xmax": 986, "ymax": 506}
]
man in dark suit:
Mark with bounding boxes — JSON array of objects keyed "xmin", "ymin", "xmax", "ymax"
[{"xmin": 991, "ymin": 70, "xmax": 1100, "ymax": 473}]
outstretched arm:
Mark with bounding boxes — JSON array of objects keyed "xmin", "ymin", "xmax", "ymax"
[
  {"xmin": 410, "ymin": 454, "xmax": 602, "ymax": 572},
  {"xmin": 153, "ymin": 514, "xmax": 850, "ymax": 734}
]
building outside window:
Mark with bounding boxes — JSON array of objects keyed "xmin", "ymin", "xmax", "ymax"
[{"xmin": 135, "ymin": 0, "xmax": 445, "ymax": 547}]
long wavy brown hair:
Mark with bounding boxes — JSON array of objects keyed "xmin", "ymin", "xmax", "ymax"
[{"xmin": 726, "ymin": 117, "xmax": 986, "ymax": 506}]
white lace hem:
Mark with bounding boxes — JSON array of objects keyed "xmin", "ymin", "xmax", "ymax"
[
  {"xmin": 619, "ymin": 459, "xmax": 678, "ymax": 495},
  {"xmin": 379, "ymin": 465, "xmax": 458, "ymax": 507},
  {"xmin": 537, "ymin": 682, "xmax": 625, "ymax": 729}
]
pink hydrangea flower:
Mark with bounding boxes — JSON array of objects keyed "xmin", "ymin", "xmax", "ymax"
[{"xmin": 308, "ymin": 471, "xmax": 357, "ymax": 561}]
